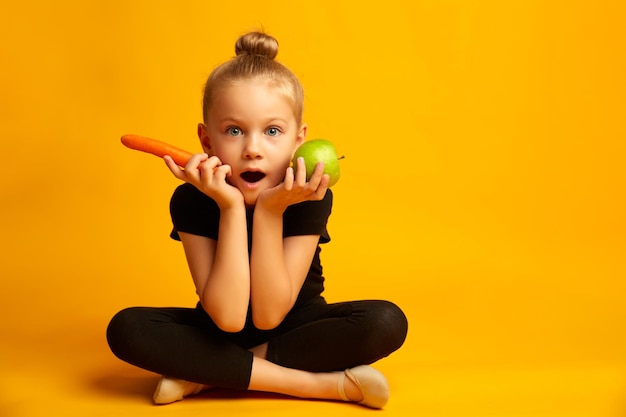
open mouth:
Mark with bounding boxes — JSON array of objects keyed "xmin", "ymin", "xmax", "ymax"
[{"xmin": 240, "ymin": 171, "xmax": 266, "ymax": 183}]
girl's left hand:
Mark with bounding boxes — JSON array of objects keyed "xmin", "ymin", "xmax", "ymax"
[{"xmin": 257, "ymin": 157, "xmax": 330, "ymax": 215}]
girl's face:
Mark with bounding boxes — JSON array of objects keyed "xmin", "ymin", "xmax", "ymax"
[{"xmin": 199, "ymin": 79, "xmax": 306, "ymax": 206}]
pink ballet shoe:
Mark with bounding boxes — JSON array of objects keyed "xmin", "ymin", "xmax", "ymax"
[
  {"xmin": 337, "ymin": 365, "xmax": 390, "ymax": 409},
  {"xmin": 153, "ymin": 376, "xmax": 210, "ymax": 405}
]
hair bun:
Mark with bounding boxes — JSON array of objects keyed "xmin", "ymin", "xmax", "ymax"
[{"xmin": 235, "ymin": 32, "xmax": 279, "ymax": 59}]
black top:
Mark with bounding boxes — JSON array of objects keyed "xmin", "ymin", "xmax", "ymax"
[{"xmin": 169, "ymin": 183, "xmax": 333, "ymax": 305}]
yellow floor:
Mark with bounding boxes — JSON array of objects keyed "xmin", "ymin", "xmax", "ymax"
[
  {"xmin": 2, "ymin": 337, "xmax": 624, "ymax": 417},
  {"xmin": 2, "ymin": 292, "xmax": 625, "ymax": 417}
]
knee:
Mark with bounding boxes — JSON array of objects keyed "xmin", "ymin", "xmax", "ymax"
[
  {"xmin": 106, "ymin": 307, "xmax": 143, "ymax": 359},
  {"xmin": 370, "ymin": 300, "xmax": 408, "ymax": 352}
]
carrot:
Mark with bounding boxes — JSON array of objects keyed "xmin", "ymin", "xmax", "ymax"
[{"xmin": 120, "ymin": 134, "xmax": 194, "ymax": 167}]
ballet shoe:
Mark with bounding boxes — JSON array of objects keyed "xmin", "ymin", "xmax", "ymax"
[
  {"xmin": 153, "ymin": 376, "xmax": 209, "ymax": 405},
  {"xmin": 337, "ymin": 365, "xmax": 390, "ymax": 409}
]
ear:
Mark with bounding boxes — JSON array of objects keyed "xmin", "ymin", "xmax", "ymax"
[
  {"xmin": 197, "ymin": 123, "xmax": 212, "ymax": 155},
  {"xmin": 294, "ymin": 123, "xmax": 307, "ymax": 150}
]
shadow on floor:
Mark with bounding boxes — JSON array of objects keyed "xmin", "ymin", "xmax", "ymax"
[{"xmin": 88, "ymin": 367, "xmax": 304, "ymax": 404}]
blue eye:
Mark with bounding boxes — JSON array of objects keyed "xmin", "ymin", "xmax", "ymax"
[
  {"xmin": 226, "ymin": 127, "xmax": 242, "ymax": 136},
  {"xmin": 266, "ymin": 127, "xmax": 281, "ymax": 137}
]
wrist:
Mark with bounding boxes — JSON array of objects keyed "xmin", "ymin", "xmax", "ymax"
[
  {"xmin": 215, "ymin": 193, "xmax": 245, "ymax": 212},
  {"xmin": 219, "ymin": 202, "xmax": 246, "ymax": 217},
  {"xmin": 254, "ymin": 200, "xmax": 285, "ymax": 220}
]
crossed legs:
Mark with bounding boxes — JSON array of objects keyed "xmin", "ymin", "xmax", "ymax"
[{"xmin": 107, "ymin": 299, "xmax": 407, "ymax": 407}]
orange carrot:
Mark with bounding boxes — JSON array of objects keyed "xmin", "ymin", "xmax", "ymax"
[{"xmin": 120, "ymin": 134, "xmax": 194, "ymax": 167}]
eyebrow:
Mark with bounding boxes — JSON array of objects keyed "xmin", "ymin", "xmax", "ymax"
[
  {"xmin": 265, "ymin": 118, "xmax": 289, "ymax": 125},
  {"xmin": 218, "ymin": 117, "xmax": 289, "ymax": 126}
]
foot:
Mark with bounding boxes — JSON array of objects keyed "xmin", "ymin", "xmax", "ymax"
[
  {"xmin": 337, "ymin": 365, "xmax": 390, "ymax": 409},
  {"xmin": 153, "ymin": 376, "xmax": 211, "ymax": 405}
]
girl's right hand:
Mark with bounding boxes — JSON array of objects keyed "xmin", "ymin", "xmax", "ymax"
[{"xmin": 164, "ymin": 153, "xmax": 244, "ymax": 209}]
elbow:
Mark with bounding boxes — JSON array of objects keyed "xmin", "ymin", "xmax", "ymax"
[
  {"xmin": 253, "ymin": 318, "xmax": 280, "ymax": 331},
  {"xmin": 215, "ymin": 318, "xmax": 246, "ymax": 333},
  {"xmin": 212, "ymin": 317, "xmax": 246, "ymax": 333},
  {"xmin": 252, "ymin": 310, "xmax": 286, "ymax": 331},
  {"xmin": 201, "ymin": 302, "xmax": 247, "ymax": 333}
]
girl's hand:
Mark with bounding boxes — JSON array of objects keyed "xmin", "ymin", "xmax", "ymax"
[
  {"xmin": 164, "ymin": 154, "xmax": 244, "ymax": 209},
  {"xmin": 257, "ymin": 157, "xmax": 330, "ymax": 215}
]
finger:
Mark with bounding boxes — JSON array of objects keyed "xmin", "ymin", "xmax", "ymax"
[
  {"xmin": 183, "ymin": 154, "xmax": 210, "ymax": 184},
  {"xmin": 212, "ymin": 164, "xmax": 232, "ymax": 183},
  {"xmin": 185, "ymin": 153, "xmax": 210, "ymax": 171},
  {"xmin": 205, "ymin": 155, "xmax": 223, "ymax": 168},
  {"xmin": 164, "ymin": 156, "xmax": 187, "ymax": 181},
  {"xmin": 294, "ymin": 157, "xmax": 307, "ymax": 185},
  {"xmin": 199, "ymin": 155, "xmax": 224, "ymax": 176},
  {"xmin": 283, "ymin": 166, "xmax": 294, "ymax": 190},
  {"xmin": 306, "ymin": 161, "xmax": 326, "ymax": 188},
  {"xmin": 310, "ymin": 174, "xmax": 330, "ymax": 200}
]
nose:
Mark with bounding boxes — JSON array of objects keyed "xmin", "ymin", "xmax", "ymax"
[{"xmin": 243, "ymin": 133, "xmax": 262, "ymax": 160}]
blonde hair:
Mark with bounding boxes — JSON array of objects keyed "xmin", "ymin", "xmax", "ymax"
[{"xmin": 202, "ymin": 32, "xmax": 304, "ymax": 124}]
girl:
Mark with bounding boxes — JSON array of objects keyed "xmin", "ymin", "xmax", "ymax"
[{"xmin": 106, "ymin": 31, "xmax": 408, "ymax": 409}]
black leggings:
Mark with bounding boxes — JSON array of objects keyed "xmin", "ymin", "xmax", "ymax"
[{"xmin": 106, "ymin": 298, "xmax": 408, "ymax": 390}]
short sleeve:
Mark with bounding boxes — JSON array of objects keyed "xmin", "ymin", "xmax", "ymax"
[
  {"xmin": 169, "ymin": 183, "xmax": 220, "ymax": 241},
  {"xmin": 283, "ymin": 189, "xmax": 333, "ymax": 243}
]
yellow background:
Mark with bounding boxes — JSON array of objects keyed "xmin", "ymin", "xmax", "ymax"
[{"xmin": 1, "ymin": 1, "xmax": 625, "ymax": 416}]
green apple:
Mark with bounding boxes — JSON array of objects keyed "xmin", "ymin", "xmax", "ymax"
[{"xmin": 292, "ymin": 139, "xmax": 343, "ymax": 187}]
